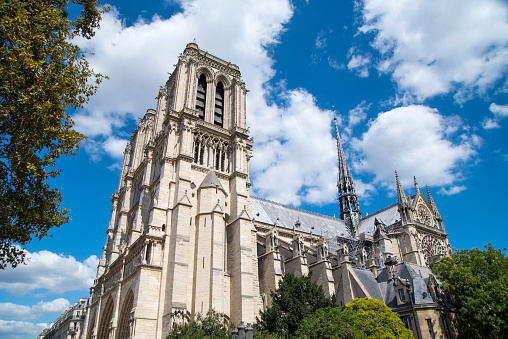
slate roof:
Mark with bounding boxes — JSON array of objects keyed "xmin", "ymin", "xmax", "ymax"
[
  {"xmin": 404, "ymin": 263, "xmax": 436, "ymax": 304},
  {"xmin": 375, "ymin": 262, "xmax": 437, "ymax": 308},
  {"xmin": 250, "ymin": 196, "xmax": 352, "ymax": 250},
  {"xmin": 357, "ymin": 202, "xmax": 400, "ymax": 236},
  {"xmin": 199, "ymin": 171, "xmax": 225, "ymax": 190},
  {"xmin": 352, "ymin": 268, "xmax": 383, "ymax": 301}
]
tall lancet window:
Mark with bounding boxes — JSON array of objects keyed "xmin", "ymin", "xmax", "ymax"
[
  {"xmin": 214, "ymin": 82, "xmax": 224, "ymax": 127},
  {"xmin": 196, "ymin": 75, "xmax": 207, "ymax": 120}
]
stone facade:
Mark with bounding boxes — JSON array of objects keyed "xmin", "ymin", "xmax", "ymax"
[
  {"xmin": 83, "ymin": 41, "xmax": 260, "ymax": 339},
  {"xmin": 83, "ymin": 42, "xmax": 457, "ymax": 339}
]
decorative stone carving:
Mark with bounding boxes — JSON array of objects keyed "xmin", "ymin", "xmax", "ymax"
[
  {"xmin": 420, "ymin": 235, "xmax": 446, "ymax": 264},
  {"xmin": 417, "ymin": 205, "xmax": 433, "ymax": 226}
]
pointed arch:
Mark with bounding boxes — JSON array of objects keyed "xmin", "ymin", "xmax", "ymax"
[
  {"xmin": 97, "ymin": 297, "xmax": 114, "ymax": 339},
  {"xmin": 117, "ymin": 289, "xmax": 135, "ymax": 339}
]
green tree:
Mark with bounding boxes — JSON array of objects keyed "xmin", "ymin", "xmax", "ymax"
[
  {"xmin": 296, "ymin": 299, "xmax": 413, "ymax": 339},
  {"xmin": 0, "ymin": 0, "xmax": 106, "ymax": 268},
  {"xmin": 166, "ymin": 309, "xmax": 231, "ymax": 339},
  {"xmin": 431, "ymin": 244, "xmax": 508, "ymax": 338},
  {"xmin": 256, "ymin": 273, "xmax": 335, "ymax": 338},
  {"xmin": 252, "ymin": 331, "xmax": 282, "ymax": 339},
  {"xmin": 295, "ymin": 307, "xmax": 361, "ymax": 339}
]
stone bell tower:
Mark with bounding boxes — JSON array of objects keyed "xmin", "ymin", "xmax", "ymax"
[{"xmin": 84, "ymin": 41, "xmax": 261, "ymax": 339}]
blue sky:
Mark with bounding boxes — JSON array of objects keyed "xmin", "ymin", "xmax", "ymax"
[{"xmin": 1, "ymin": 0, "xmax": 507, "ymax": 337}]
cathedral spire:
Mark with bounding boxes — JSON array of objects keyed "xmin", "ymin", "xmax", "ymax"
[
  {"xmin": 334, "ymin": 109, "xmax": 361, "ymax": 236},
  {"xmin": 396, "ymin": 170, "xmax": 413, "ymax": 224}
]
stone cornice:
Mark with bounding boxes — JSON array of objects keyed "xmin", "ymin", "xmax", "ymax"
[{"xmin": 184, "ymin": 47, "xmax": 241, "ymax": 78}]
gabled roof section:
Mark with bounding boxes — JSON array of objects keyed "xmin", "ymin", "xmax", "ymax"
[
  {"xmin": 199, "ymin": 170, "xmax": 227, "ymax": 195},
  {"xmin": 352, "ymin": 268, "xmax": 383, "ymax": 301},
  {"xmin": 178, "ymin": 191, "xmax": 192, "ymax": 207},
  {"xmin": 375, "ymin": 263, "xmax": 436, "ymax": 307},
  {"xmin": 250, "ymin": 196, "xmax": 352, "ymax": 251},
  {"xmin": 357, "ymin": 202, "xmax": 400, "ymax": 236}
]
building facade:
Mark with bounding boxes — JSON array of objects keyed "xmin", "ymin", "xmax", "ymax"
[
  {"xmin": 83, "ymin": 42, "xmax": 456, "ymax": 339},
  {"xmin": 41, "ymin": 298, "xmax": 88, "ymax": 339}
]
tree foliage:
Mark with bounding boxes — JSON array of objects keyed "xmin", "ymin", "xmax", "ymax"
[
  {"xmin": 256, "ymin": 273, "xmax": 335, "ymax": 338},
  {"xmin": 296, "ymin": 299, "xmax": 413, "ymax": 339},
  {"xmin": 431, "ymin": 244, "xmax": 508, "ymax": 338},
  {"xmin": 166, "ymin": 309, "xmax": 231, "ymax": 339},
  {"xmin": 295, "ymin": 307, "xmax": 360, "ymax": 339},
  {"xmin": 0, "ymin": 0, "xmax": 106, "ymax": 268}
]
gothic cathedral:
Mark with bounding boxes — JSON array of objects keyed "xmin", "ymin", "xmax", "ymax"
[{"xmin": 83, "ymin": 42, "xmax": 456, "ymax": 339}]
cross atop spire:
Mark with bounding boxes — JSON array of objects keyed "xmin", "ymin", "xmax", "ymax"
[{"xmin": 334, "ymin": 108, "xmax": 361, "ymax": 235}]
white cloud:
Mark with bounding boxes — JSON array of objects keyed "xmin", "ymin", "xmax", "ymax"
[
  {"xmin": 439, "ymin": 185, "xmax": 466, "ymax": 196},
  {"xmin": 103, "ymin": 136, "xmax": 129, "ymax": 159},
  {"xmin": 73, "ymin": 0, "xmax": 294, "ymax": 139},
  {"xmin": 490, "ymin": 103, "xmax": 508, "ymax": 118},
  {"xmin": 482, "ymin": 117, "xmax": 500, "ymax": 130},
  {"xmin": 344, "ymin": 101, "xmax": 370, "ymax": 137},
  {"xmin": 347, "ymin": 47, "xmax": 370, "ymax": 77},
  {"xmin": 354, "ymin": 179, "xmax": 376, "ymax": 201},
  {"xmin": 0, "ymin": 299, "xmax": 70, "ymax": 321},
  {"xmin": 250, "ymin": 89, "xmax": 337, "ymax": 206},
  {"xmin": 356, "ymin": 0, "xmax": 508, "ymax": 101},
  {"xmin": 482, "ymin": 103, "xmax": 508, "ymax": 130},
  {"xmin": 81, "ymin": 136, "xmax": 129, "ymax": 163},
  {"xmin": 0, "ymin": 320, "xmax": 49, "ymax": 339},
  {"xmin": 71, "ymin": 0, "xmax": 344, "ymax": 204},
  {"xmin": 0, "ymin": 250, "xmax": 98, "ymax": 295},
  {"xmin": 315, "ymin": 29, "xmax": 328, "ymax": 49},
  {"xmin": 38, "ymin": 298, "xmax": 71, "ymax": 313},
  {"xmin": 0, "ymin": 303, "xmax": 31, "ymax": 320},
  {"xmin": 327, "ymin": 57, "xmax": 344, "ymax": 71},
  {"xmin": 352, "ymin": 105, "xmax": 477, "ymax": 192}
]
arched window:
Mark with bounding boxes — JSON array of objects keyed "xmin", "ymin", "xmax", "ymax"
[
  {"xmin": 214, "ymin": 82, "xmax": 224, "ymax": 127},
  {"xmin": 196, "ymin": 75, "xmax": 207, "ymax": 120}
]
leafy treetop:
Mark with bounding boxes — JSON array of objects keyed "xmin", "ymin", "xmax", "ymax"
[
  {"xmin": 431, "ymin": 244, "xmax": 508, "ymax": 339},
  {"xmin": 296, "ymin": 298, "xmax": 413, "ymax": 339},
  {"xmin": 0, "ymin": 0, "xmax": 106, "ymax": 268},
  {"xmin": 256, "ymin": 273, "xmax": 335, "ymax": 338},
  {"xmin": 166, "ymin": 309, "xmax": 231, "ymax": 339}
]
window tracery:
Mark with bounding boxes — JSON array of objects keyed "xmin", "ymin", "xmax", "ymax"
[
  {"xmin": 417, "ymin": 205, "xmax": 433, "ymax": 226},
  {"xmin": 192, "ymin": 132, "xmax": 230, "ymax": 172},
  {"xmin": 420, "ymin": 235, "xmax": 446, "ymax": 264}
]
